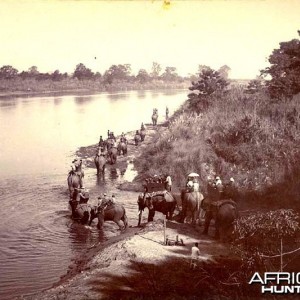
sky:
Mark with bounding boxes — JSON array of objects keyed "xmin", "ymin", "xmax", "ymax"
[{"xmin": 0, "ymin": 0, "xmax": 299, "ymax": 79}]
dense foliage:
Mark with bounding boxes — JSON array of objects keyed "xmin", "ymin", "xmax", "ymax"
[
  {"xmin": 233, "ymin": 209, "xmax": 299, "ymax": 273},
  {"xmin": 262, "ymin": 31, "xmax": 300, "ymax": 100}
]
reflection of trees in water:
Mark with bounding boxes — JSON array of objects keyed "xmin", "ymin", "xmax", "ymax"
[
  {"xmin": 53, "ymin": 97, "xmax": 62, "ymax": 106},
  {"xmin": 74, "ymin": 96, "xmax": 94, "ymax": 105},
  {"xmin": 136, "ymin": 90, "xmax": 146, "ymax": 99},
  {"xmin": 107, "ymin": 93, "xmax": 128, "ymax": 101},
  {"xmin": 0, "ymin": 99, "xmax": 17, "ymax": 108}
]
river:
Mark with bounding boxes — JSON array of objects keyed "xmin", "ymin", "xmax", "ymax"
[{"xmin": 0, "ymin": 89, "xmax": 187, "ymax": 299}]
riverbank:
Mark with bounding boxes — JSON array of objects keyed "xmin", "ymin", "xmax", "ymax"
[{"xmin": 22, "ymin": 123, "xmax": 245, "ymax": 300}]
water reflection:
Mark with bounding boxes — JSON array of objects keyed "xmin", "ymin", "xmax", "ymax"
[
  {"xmin": 109, "ymin": 167, "xmax": 119, "ymax": 181},
  {"xmin": 107, "ymin": 93, "xmax": 128, "ymax": 101},
  {"xmin": 53, "ymin": 97, "xmax": 62, "ymax": 106},
  {"xmin": 0, "ymin": 99, "xmax": 17, "ymax": 108},
  {"xmin": 136, "ymin": 90, "xmax": 146, "ymax": 99},
  {"xmin": 74, "ymin": 96, "xmax": 94, "ymax": 105}
]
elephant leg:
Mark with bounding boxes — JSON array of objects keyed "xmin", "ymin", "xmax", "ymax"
[
  {"xmin": 97, "ymin": 216, "xmax": 104, "ymax": 229},
  {"xmin": 115, "ymin": 220, "xmax": 124, "ymax": 230},
  {"xmin": 203, "ymin": 211, "xmax": 212, "ymax": 234},
  {"xmin": 148, "ymin": 210, "xmax": 155, "ymax": 222},
  {"xmin": 122, "ymin": 214, "xmax": 128, "ymax": 229}
]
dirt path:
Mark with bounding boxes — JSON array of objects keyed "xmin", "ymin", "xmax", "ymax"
[{"xmin": 23, "ymin": 123, "xmax": 234, "ymax": 300}]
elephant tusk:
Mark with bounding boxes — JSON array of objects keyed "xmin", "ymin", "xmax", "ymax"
[{"xmin": 138, "ymin": 210, "xmax": 142, "ymax": 217}]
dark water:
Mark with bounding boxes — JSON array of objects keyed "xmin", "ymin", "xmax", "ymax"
[{"xmin": 0, "ymin": 90, "xmax": 187, "ymax": 299}]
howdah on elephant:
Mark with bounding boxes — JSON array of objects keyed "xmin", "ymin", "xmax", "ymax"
[
  {"xmin": 201, "ymin": 198, "xmax": 238, "ymax": 241},
  {"xmin": 179, "ymin": 190, "xmax": 204, "ymax": 225},
  {"xmin": 137, "ymin": 191, "xmax": 177, "ymax": 226}
]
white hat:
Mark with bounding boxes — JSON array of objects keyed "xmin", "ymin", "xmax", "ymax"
[
  {"xmin": 216, "ymin": 176, "xmax": 220, "ymax": 180},
  {"xmin": 230, "ymin": 177, "xmax": 235, "ymax": 182}
]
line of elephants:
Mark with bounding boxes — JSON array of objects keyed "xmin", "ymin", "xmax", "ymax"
[{"xmin": 68, "ymin": 172, "xmax": 238, "ymax": 241}]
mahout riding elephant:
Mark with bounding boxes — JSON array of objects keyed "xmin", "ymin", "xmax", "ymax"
[
  {"xmin": 117, "ymin": 141, "xmax": 127, "ymax": 155},
  {"xmin": 67, "ymin": 159, "xmax": 84, "ymax": 200},
  {"xmin": 93, "ymin": 199, "xmax": 128, "ymax": 230},
  {"xmin": 179, "ymin": 190, "xmax": 204, "ymax": 225},
  {"xmin": 137, "ymin": 191, "xmax": 177, "ymax": 226},
  {"xmin": 108, "ymin": 147, "xmax": 117, "ymax": 164},
  {"xmin": 152, "ymin": 112, "xmax": 158, "ymax": 125},
  {"xmin": 69, "ymin": 189, "xmax": 96, "ymax": 225},
  {"xmin": 134, "ymin": 131, "xmax": 141, "ymax": 146},
  {"xmin": 140, "ymin": 129, "xmax": 146, "ymax": 142},
  {"xmin": 201, "ymin": 198, "xmax": 238, "ymax": 241},
  {"xmin": 94, "ymin": 148, "xmax": 106, "ymax": 175}
]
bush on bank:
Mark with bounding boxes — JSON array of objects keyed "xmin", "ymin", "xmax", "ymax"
[{"xmin": 136, "ymin": 86, "xmax": 300, "ymax": 208}]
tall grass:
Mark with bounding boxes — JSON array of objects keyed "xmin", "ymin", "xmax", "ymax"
[{"xmin": 136, "ymin": 87, "xmax": 300, "ymax": 208}]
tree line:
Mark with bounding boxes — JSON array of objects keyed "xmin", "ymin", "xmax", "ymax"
[{"xmin": 0, "ymin": 62, "xmax": 231, "ymax": 85}]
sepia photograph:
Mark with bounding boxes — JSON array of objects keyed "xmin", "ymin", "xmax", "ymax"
[{"xmin": 0, "ymin": 0, "xmax": 300, "ymax": 299}]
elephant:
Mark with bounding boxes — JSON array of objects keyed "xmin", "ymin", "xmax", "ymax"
[
  {"xmin": 94, "ymin": 149, "xmax": 106, "ymax": 175},
  {"xmin": 67, "ymin": 159, "xmax": 84, "ymax": 200},
  {"xmin": 137, "ymin": 191, "xmax": 177, "ymax": 226},
  {"xmin": 108, "ymin": 147, "xmax": 117, "ymax": 164},
  {"xmin": 179, "ymin": 190, "xmax": 204, "ymax": 225},
  {"xmin": 201, "ymin": 198, "xmax": 238, "ymax": 241},
  {"xmin": 117, "ymin": 141, "xmax": 127, "ymax": 155},
  {"xmin": 152, "ymin": 112, "xmax": 158, "ymax": 125},
  {"xmin": 134, "ymin": 132, "xmax": 141, "ymax": 146},
  {"xmin": 140, "ymin": 129, "xmax": 146, "ymax": 142},
  {"xmin": 68, "ymin": 188, "xmax": 95, "ymax": 225},
  {"xmin": 94, "ymin": 200, "xmax": 128, "ymax": 230}
]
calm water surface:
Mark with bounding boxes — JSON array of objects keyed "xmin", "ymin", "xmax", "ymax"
[{"xmin": 0, "ymin": 89, "xmax": 187, "ymax": 299}]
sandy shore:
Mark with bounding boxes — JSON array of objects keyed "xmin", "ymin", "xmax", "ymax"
[{"xmin": 22, "ymin": 123, "xmax": 234, "ymax": 300}]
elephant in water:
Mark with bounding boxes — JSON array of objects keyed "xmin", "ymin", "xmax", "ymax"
[
  {"xmin": 94, "ymin": 199, "xmax": 128, "ymax": 230},
  {"xmin": 201, "ymin": 198, "xmax": 238, "ymax": 241},
  {"xmin": 69, "ymin": 189, "xmax": 96, "ymax": 225},
  {"xmin": 108, "ymin": 147, "xmax": 117, "ymax": 164},
  {"xmin": 179, "ymin": 190, "xmax": 204, "ymax": 225},
  {"xmin": 117, "ymin": 141, "xmax": 127, "ymax": 155},
  {"xmin": 152, "ymin": 112, "xmax": 158, "ymax": 125},
  {"xmin": 137, "ymin": 191, "xmax": 177, "ymax": 226},
  {"xmin": 67, "ymin": 159, "xmax": 84, "ymax": 200},
  {"xmin": 94, "ymin": 148, "xmax": 106, "ymax": 175}
]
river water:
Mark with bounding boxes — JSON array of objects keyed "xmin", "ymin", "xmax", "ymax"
[{"xmin": 0, "ymin": 89, "xmax": 187, "ymax": 299}]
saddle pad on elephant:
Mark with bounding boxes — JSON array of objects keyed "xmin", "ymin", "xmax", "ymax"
[{"xmin": 145, "ymin": 191, "xmax": 173, "ymax": 202}]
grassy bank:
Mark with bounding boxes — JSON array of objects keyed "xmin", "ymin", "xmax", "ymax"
[{"xmin": 135, "ymin": 87, "xmax": 300, "ymax": 210}]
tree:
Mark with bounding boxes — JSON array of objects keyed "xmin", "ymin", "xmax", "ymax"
[
  {"xmin": 218, "ymin": 65, "xmax": 231, "ymax": 80},
  {"xmin": 150, "ymin": 62, "xmax": 162, "ymax": 79},
  {"xmin": 28, "ymin": 66, "xmax": 39, "ymax": 76},
  {"xmin": 103, "ymin": 64, "xmax": 131, "ymax": 84},
  {"xmin": 136, "ymin": 69, "xmax": 150, "ymax": 83},
  {"xmin": 161, "ymin": 66, "xmax": 179, "ymax": 82},
  {"xmin": 0, "ymin": 65, "xmax": 18, "ymax": 79},
  {"xmin": 73, "ymin": 63, "xmax": 94, "ymax": 80},
  {"xmin": 262, "ymin": 32, "xmax": 300, "ymax": 100},
  {"xmin": 51, "ymin": 70, "xmax": 64, "ymax": 81},
  {"xmin": 189, "ymin": 66, "xmax": 229, "ymax": 96}
]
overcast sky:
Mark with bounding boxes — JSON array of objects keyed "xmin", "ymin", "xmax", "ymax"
[{"xmin": 0, "ymin": 0, "xmax": 299, "ymax": 79}]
